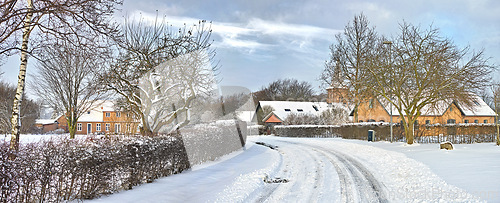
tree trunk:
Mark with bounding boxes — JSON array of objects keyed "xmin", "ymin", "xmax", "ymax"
[
  {"xmin": 406, "ymin": 119, "xmax": 415, "ymax": 144},
  {"xmin": 10, "ymin": 0, "xmax": 34, "ymax": 152},
  {"xmin": 496, "ymin": 122, "xmax": 499, "ymax": 146},
  {"xmin": 353, "ymin": 103, "xmax": 359, "ymax": 122},
  {"xmin": 68, "ymin": 122, "xmax": 76, "ymax": 139}
]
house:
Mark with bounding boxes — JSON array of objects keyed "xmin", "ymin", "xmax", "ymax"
[
  {"xmin": 352, "ymin": 96, "xmax": 497, "ymax": 125},
  {"xmin": 75, "ymin": 101, "xmax": 140, "ymax": 135},
  {"xmin": 257, "ymin": 101, "xmax": 330, "ymax": 125},
  {"xmin": 35, "ymin": 115, "xmax": 67, "ymax": 134}
]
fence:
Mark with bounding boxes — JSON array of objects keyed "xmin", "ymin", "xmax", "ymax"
[{"xmin": 274, "ymin": 123, "xmax": 498, "ymax": 144}]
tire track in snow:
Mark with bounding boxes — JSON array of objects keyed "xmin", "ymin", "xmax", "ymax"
[
  {"xmin": 313, "ymin": 147, "xmax": 388, "ymax": 203},
  {"xmin": 256, "ymin": 139, "xmax": 388, "ymax": 203},
  {"xmin": 249, "ymin": 140, "xmax": 330, "ymax": 202}
]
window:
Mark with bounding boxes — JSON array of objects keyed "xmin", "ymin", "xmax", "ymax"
[
  {"xmin": 96, "ymin": 123, "xmax": 101, "ymax": 131},
  {"xmin": 105, "ymin": 123, "xmax": 110, "ymax": 131},
  {"xmin": 359, "ymin": 120, "xmax": 363, "ymax": 122},
  {"xmin": 447, "ymin": 119, "xmax": 456, "ymax": 124},
  {"xmin": 473, "ymin": 100, "xmax": 480, "ymax": 106},
  {"xmin": 425, "ymin": 120, "xmax": 431, "ymax": 125},
  {"xmin": 77, "ymin": 123, "xmax": 82, "ymax": 131},
  {"xmin": 126, "ymin": 124, "xmax": 131, "ymax": 133},
  {"xmin": 87, "ymin": 111, "xmax": 91, "ymax": 114},
  {"xmin": 464, "ymin": 120, "xmax": 469, "ymax": 123},
  {"xmin": 367, "ymin": 119, "xmax": 376, "ymax": 122},
  {"xmin": 126, "ymin": 113, "xmax": 130, "ymax": 118},
  {"xmin": 116, "ymin": 112, "xmax": 121, "ymax": 117},
  {"xmin": 115, "ymin": 124, "xmax": 121, "ymax": 133},
  {"xmin": 449, "ymin": 106, "xmax": 453, "ymax": 112},
  {"xmin": 474, "ymin": 120, "xmax": 479, "ymax": 124},
  {"xmin": 284, "ymin": 109, "xmax": 291, "ymax": 112},
  {"xmin": 105, "ymin": 112, "xmax": 110, "ymax": 117},
  {"xmin": 369, "ymin": 99, "xmax": 374, "ymax": 109},
  {"xmin": 484, "ymin": 120, "xmax": 488, "ymax": 123},
  {"xmin": 297, "ymin": 109, "xmax": 303, "ymax": 112}
]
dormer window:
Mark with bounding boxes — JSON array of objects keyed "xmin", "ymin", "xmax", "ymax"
[
  {"xmin": 297, "ymin": 109, "xmax": 303, "ymax": 112},
  {"xmin": 285, "ymin": 109, "xmax": 291, "ymax": 112},
  {"xmin": 87, "ymin": 111, "xmax": 91, "ymax": 114}
]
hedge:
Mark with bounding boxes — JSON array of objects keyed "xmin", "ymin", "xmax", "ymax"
[{"xmin": 274, "ymin": 123, "xmax": 497, "ymax": 144}]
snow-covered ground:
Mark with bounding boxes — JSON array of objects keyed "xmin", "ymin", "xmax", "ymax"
[
  {"xmin": 4, "ymin": 134, "xmax": 498, "ymax": 202},
  {"xmin": 85, "ymin": 135, "xmax": 499, "ymax": 202}
]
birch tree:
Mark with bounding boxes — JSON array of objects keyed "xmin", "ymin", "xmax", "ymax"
[
  {"xmin": 321, "ymin": 13, "xmax": 378, "ymax": 122},
  {"xmin": 106, "ymin": 16, "xmax": 216, "ymax": 136},
  {"xmin": 367, "ymin": 23, "xmax": 494, "ymax": 144},
  {"xmin": 4, "ymin": 0, "xmax": 121, "ymax": 151},
  {"xmin": 32, "ymin": 39, "xmax": 109, "ymax": 139}
]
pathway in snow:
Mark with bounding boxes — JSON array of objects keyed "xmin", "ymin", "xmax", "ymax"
[
  {"xmin": 89, "ymin": 136, "xmax": 482, "ymax": 202},
  {"xmin": 249, "ymin": 139, "xmax": 388, "ymax": 202}
]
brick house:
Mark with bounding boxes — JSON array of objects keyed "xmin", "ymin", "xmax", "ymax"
[
  {"xmin": 353, "ymin": 97, "xmax": 496, "ymax": 125},
  {"xmin": 35, "ymin": 115, "xmax": 68, "ymax": 134},
  {"xmin": 327, "ymin": 85, "xmax": 497, "ymax": 125},
  {"xmin": 75, "ymin": 101, "xmax": 140, "ymax": 135}
]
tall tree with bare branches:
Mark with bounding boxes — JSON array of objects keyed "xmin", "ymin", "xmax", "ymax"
[
  {"xmin": 106, "ymin": 16, "xmax": 217, "ymax": 136},
  {"xmin": 321, "ymin": 13, "xmax": 378, "ymax": 122},
  {"xmin": 366, "ymin": 23, "xmax": 494, "ymax": 144},
  {"xmin": 3, "ymin": 0, "xmax": 121, "ymax": 151},
  {"xmin": 32, "ymin": 39, "xmax": 110, "ymax": 139}
]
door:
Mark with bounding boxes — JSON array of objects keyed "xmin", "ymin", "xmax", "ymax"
[{"xmin": 87, "ymin": 123, "xmax": 92, "ymax": 135}]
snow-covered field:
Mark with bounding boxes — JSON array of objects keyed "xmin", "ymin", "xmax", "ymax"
[{"xmin": 86, "ymin": 135, "xmax": 500, "ymax": 202}]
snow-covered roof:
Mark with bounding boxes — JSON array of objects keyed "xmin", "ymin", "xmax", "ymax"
[
  {"xmin": 78, "ymin": 100, "xmax": 116, "ymax": 122},
  {"xmin": 259, "ymin": 101, "xmax": 330, "ymax": 121},
  {"xmin": 458, "ymin": 95, "xmax": 497, "ymax": 116},
  {"xmin": 377, "ymin": 95, "xmax": 496, "ymax": 117},
  {"xmin": 36, "ymin": 114, "xmax": 64, "ymax": 125},
  {"xmin": 35, "ymin": 118, "xmax": 58, "ymax": 125}
]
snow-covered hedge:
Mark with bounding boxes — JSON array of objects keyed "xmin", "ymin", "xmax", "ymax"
[
  {"xmin": 275, "ymin": 123, "xmax": 497, "ymax": 143},
  {"xmin": 180, "ymin": 120, "xmax": 247, "ymax": 165},
  {"xmin": 0, "ymin": 135, "xmax": 190, "ymax": 202}
]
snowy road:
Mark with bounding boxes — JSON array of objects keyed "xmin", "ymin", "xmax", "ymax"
[
  {"xmin": 90, "ymin": 136, "xmax": 482, "ymax": 203},
  {"xmin": 249, "ymin": 139, "xmax": 388, "ymax": 202}
]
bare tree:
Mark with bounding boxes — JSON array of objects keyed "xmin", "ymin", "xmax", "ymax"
[
  {"xmin": 32, "ymin": 39, "xmax": 109, "ymax": 139},
  {"xmin": 138, "ymin": 50, "xmax": 216, "ymax": 134},
  {"xmin": 0, "ymin": 81, "xmax": 39, "ymax": 134},
  {"xmin": 106, "ymin": 16, "xmax": 217, "ymax": 136},
  {"xmin": 254, "ymin": 78, "xmax": 315, "ymax": 102},
  {"xmin": 5, "ymin": 0, "xmax": 121, "ymax": 151},
  {"xmin": 367, "ymin": 23, "xmax": 494, "ymax": 144},
  {"xmin": 321, "ymin": 13, "xmax": 378, "ymax": 122},
  {"xmin": 0, "ymin": 0, "xmax": 23, "ymax": 63}
]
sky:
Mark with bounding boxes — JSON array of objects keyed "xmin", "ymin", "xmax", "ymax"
[{"xmin": 1, "ymin": 0, "xmax": 499, "ymax": 94}]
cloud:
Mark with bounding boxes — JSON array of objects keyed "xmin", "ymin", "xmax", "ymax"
[{"xmin": 127, "ymin": 10, "xmax": 340, "ymax": 57}]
